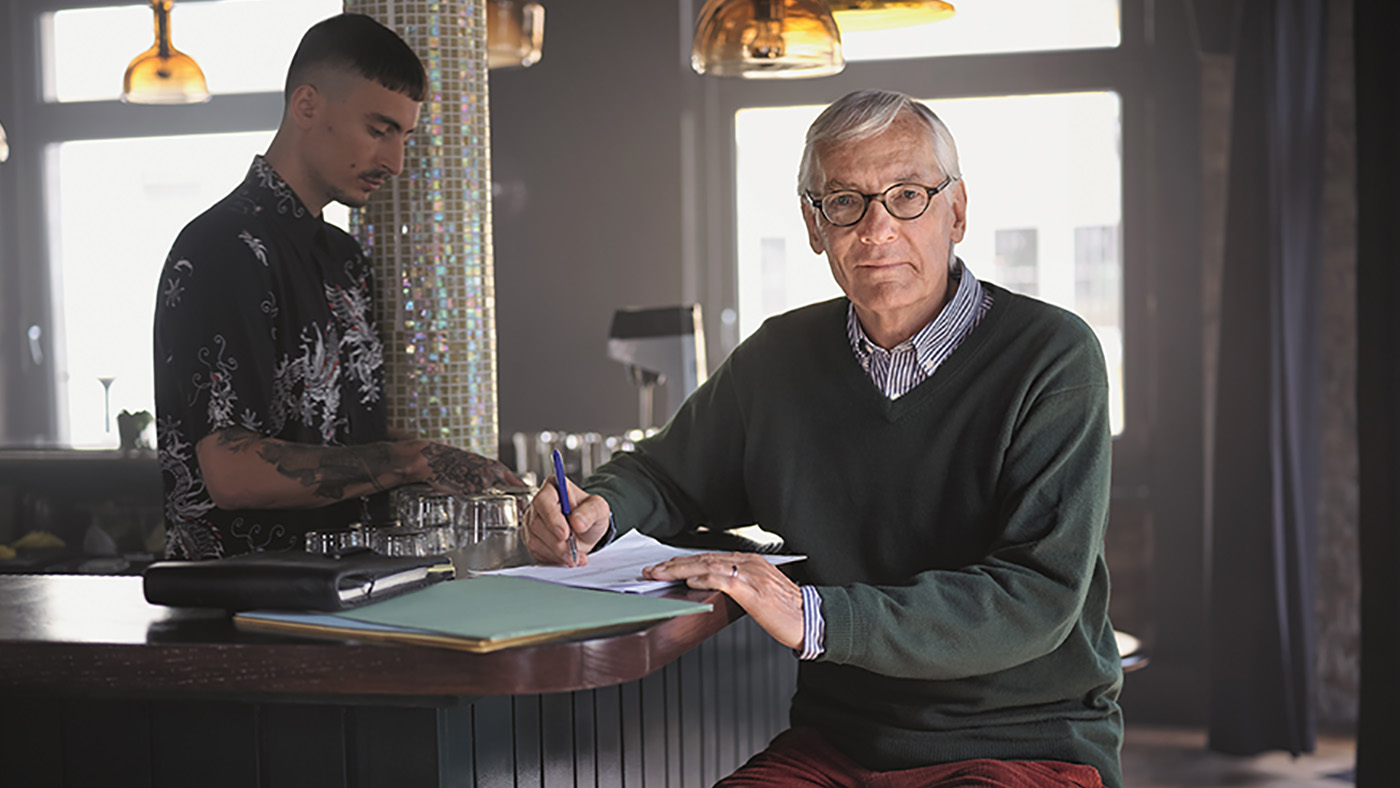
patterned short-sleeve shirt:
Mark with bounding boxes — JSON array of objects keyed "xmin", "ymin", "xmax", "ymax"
[{"xmin": 154, "ymin": 156, "xmax": 388, "ymax": 559}]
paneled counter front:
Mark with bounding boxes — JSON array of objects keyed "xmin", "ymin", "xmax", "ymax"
[{"xmin": 0, "ymin": 573, "xmax": 796, "ymax": 787}]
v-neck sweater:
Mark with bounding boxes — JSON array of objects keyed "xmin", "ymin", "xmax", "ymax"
[{"xmin": 586, "ymin": 282, "xmax": 1122, "ymax": 786}]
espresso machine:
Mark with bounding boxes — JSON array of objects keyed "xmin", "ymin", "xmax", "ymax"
[{"xmin": 607, "ymin": 304, "xmax": 708, "ymax": 430}]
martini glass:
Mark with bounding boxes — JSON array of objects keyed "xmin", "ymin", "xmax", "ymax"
[{"xmin": 98, "ymin": 376, "xmax": 116, "ymax": 433}]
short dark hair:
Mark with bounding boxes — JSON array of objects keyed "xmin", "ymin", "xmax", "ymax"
[{"xmin": 285, "ymin": 13, "xmax": 427, "ymax": 103}]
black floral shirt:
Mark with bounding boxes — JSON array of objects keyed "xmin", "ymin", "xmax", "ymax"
[{"xmin": 154, "ymin": 157, "xmax": 388, "ymax": 559}]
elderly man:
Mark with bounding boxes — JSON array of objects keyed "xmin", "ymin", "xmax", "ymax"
[
  {"xmin": 525, "ymin": 89, "xmax": 1122, "ymax": 787},
  {"xmin": 154, "ymin": 14, "xmax": 517, "ymax": 560}
]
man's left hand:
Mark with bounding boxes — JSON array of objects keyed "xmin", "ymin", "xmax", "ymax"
[
  {"xmin": 642, "ymin": 553, "xmax": 804, "ymax": 650},
  {"xmin": 420, "ymin": 443, "xmax": 523, "ymax": 494}
]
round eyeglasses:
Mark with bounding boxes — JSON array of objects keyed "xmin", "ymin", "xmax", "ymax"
[{"xmin": 806, "ymin": 175, "xmax": 958, "ymax": 228}]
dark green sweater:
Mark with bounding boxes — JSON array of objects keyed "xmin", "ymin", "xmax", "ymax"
[{"xmin": 586, "ymin": 284, "xmax": 1123, "ymax": 786}]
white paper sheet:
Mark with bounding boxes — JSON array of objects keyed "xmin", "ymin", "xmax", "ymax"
[{"xmin": 479, "ymin": 530, "xmax": 805, "ymax": 594}]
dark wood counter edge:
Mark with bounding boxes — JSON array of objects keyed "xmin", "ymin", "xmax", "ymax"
[{"xmin": 0, "ymin": 584, "xmax": 748, "ymax": 699}]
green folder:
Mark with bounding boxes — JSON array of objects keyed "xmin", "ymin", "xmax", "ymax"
[{"xmin": 234, "ymin": 575, "xmax": 712, "ymax": 653}]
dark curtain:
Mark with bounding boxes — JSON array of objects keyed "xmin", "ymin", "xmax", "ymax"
[
  {"xmin": 1207, "ymin": 0, "xmax": 1326, "ymax": 757},
  {"xmin": 1354, "ymin": 1, "xmax": 1400, "ymax": 785}
]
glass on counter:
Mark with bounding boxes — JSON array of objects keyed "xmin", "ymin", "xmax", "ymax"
[
  {"xmin": 370, "ymin": 526, "xmax": 434, "ymax": 558},
  {"xmin": 304, "ymin": 524, "xmax": 367, "ymax": 555},
  {"xmin": 454, "ymin": 493, "xmax": 523, "ymax": 571},
  {"xmin": 395, "ymin": 486, "xmax": 458, "ymax": 553}
]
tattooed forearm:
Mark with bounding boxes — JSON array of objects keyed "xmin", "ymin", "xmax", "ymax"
[
  {"xmin": 357, "ymin": 453, "xmax": 389, "ymax": 493},
  {"xmin": 421, "ymin": 443, "xmax": 515, "ymax": 494},
  {"xmin": 215, "ymin": 427, "xmax": 262, "ymax": 452},
  {"xmin": 256, "ymin": 441, "xmax": 400, "ymax": 500}
]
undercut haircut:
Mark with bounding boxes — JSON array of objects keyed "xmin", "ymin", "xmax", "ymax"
[
  {"xmin": 285, "ymin": 13, "xmax": 427, "ymax": 103},
  {"xmin": 798, "ymin": 89, "xmax": 961, "ymax": 195}
]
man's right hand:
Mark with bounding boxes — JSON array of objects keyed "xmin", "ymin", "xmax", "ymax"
[{"xmin": 522, "ymin": 477, "xmax": 612, "ymax": 566}]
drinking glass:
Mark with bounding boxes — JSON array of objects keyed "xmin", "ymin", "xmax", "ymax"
[
  {"xmin": 303, "ymin": 525, "xmax": 367, "ymax": 554},
  {"xmin": 394, "ymin": 484, "xmax": 435, "ymax": 527},
  {"xmin": 396, "ymin": 486, "xmax": 457, "ymax": 553},
  {"xmin": 416, "ymin": 493, "xmax": 458, "ymax": 553},
  {"xmin": 371, "ymin": 526, "xmax": 433, "ymax": 558},
  {"xmin": 454, "ymin": 494, "xmax": 522, "ymax": 571}
]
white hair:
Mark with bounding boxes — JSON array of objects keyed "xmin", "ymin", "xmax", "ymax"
[{"xmin": 797, "ymin": 89, "xmax": 962, "ymax": 195}]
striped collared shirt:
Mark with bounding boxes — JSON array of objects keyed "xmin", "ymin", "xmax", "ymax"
[
  {"xmin": 846, "ymin": 259, "xmax": 994, "ymax": 400},
  {"xmin": 797, "ymin": 259, "xmax": 994, "ymax": 661}
]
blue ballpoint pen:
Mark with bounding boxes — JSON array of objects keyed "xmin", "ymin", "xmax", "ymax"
[{"xmin": 552, "ymin": 449, "xmax": 579, "ymax": 564}]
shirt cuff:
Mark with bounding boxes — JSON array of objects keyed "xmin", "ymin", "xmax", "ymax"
[{"xmin": 797, "ymin": 585, "xmax": 825, "ymax": 660}]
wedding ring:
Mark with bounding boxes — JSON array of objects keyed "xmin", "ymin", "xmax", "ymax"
[{"xmin": 731, "ymin": 564, "xmax": 739, "ymax": 579}]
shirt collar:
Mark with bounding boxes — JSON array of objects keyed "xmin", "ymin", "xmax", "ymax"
[
  {"xmin": 847, "ymin": 258, "xmax": 986, "ymax": 374},
  {"xmin": 240, "ymin": 155, "xmax": 327, "ymax": 248}
]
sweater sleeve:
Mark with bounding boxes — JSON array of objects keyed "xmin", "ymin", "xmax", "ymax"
[{"xmin": 815, "ymin": 374, "xmax": 1113, "ymax": 680}]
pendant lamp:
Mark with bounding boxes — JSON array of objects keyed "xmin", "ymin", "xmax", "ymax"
[
  {"xmin": 692, "ymin": 0, "xmax": 844, "ymax": 79},
  {"xmin": 487, "ymin": 0, "xmax": 545, "ymax": 69},
  {"xmin": 827, "ymin": 0, "xmax": 954, "ymax": 32},
  {"xmin": 121, "ymin": 0, "xmax": 210, "ymax": 104},
  {"xmin": 0, "ymin": 120, "xmax": 9, "ymax": 164}
]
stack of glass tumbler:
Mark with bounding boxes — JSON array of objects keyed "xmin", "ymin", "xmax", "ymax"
[{"xmin": 304, "ymin": 485, "xmax": 534, "ymax": 571}]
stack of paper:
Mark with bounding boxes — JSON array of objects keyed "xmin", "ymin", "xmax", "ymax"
[{"xmin": 481, "ymin": 530, "xmax": 805, "ymax": 593}]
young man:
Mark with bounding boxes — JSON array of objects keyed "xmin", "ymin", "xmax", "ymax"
[
  {"xmin": 524, "ymin": 90, "xmax": 1123, "ymax": 787},
  {"xmin": 155, "ymin": 14, "xmax": 517, "ymax": 559}
]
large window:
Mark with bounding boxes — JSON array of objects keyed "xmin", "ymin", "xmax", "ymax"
[
  {"xmin": 710, "ymin": 0, "xmax": 1170, "ymax": 653},
  {"xmin": 49, "ymin": 132, "xmax": 357, "ymax": 448},
  {"xmin": 51, "ymin": 132, "xmax": 273, "ymax": 447},
  {"xmin": 14, "ymin": 0, "xmax": 343, "ymax": 448},
  {"xmin": 734, "ymin": 92, "xmax": 1125, "ymax": 433}
]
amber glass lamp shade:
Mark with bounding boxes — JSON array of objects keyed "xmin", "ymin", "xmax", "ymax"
[
  {"xmin": 828, "ymin": 0, "xmax": 955, "ymax": 33},
  {"xmin": 488, "ymin": 0, "xmax": 545, "ymax": 70},
  {"xmin": 121, "ymin": 0, "xmax": 209, "ymax": 105},
  {"xmin": 692, "ymin": 0, "xmax": 844, "ymax": 79}
]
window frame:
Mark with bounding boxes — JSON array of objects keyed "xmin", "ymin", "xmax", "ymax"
[
  {"xmin": 680, "ymin": 0, "xmax": 1211, "ymax": 714},
  {"xmin": 677, "ymin": 1, "xmax": 1215, "ymax": 716},
  {"xmin": 681, "ymin": 8, "xmax": 1153, "ymax": 485},
  {"xmin": 0, "ymin": 0, "xmax": 285, "ymax": 445}
]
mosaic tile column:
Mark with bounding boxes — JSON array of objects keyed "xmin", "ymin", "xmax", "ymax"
[{"xmin": 345, "ymin": 0, "xmax": 497, "ymax": 456}]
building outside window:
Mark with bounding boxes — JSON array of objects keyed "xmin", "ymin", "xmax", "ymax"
[{"xmin": 994, "ymin": 228, "xmax": 1040, "ymax": 298}]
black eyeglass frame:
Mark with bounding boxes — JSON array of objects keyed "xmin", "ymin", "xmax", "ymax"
[{"xmin": 805, "ymin": 175, "xmax": 959, "ymax": 228}]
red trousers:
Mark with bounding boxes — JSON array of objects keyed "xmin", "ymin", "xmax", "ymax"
[{"xmin": 716, "ymin": 727, "xmax": 1106, "ymax": 788}]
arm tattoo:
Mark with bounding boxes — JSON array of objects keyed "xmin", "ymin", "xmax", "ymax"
[
  {"xmin": 255, "ymin": 440, "xmax": 399, "ymax": 501},
  {"xmin": 421, "ymin": 443, "xmax": 513, "ymax": 494},
  {"xmin": 215, "ymin": 427, "xmax": 262, "ymax": 452}
]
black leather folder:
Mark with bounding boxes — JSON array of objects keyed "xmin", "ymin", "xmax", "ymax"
[{"xmin": 143, "ymin": 549, "xmax": 454, "ymax": 611}]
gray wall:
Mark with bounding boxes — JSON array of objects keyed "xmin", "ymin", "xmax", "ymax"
[{"xmin": 490, "ymin": 1, "xmax": 691, "ymax": 440}]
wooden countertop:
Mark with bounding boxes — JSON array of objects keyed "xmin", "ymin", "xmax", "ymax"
[{"xmin": 0, "ymin": 573, "xmax": 743, "ymax": 699}]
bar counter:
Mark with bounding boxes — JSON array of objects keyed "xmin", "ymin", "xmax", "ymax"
[{"xmin": 0, "ymin": 572, "xmax": 796, "ymax": 787}]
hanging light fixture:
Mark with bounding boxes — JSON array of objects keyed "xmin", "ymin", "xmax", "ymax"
[
  {"xmin": 0, "ymin": 120, "xmax": 9, "ymax": 164},
  {"xmin": 827, "ymin": 0, "xmax": 954, "ymax": 32},
  {"xmin": 487, "ymin": 0, "xmax": 545, "ymax": 70},
  {"xmin": 121, "ymin": 0, "xmax": 210, "ymax": 104},
  {"xmin": 692, "ymin": 0, "xmax": 844, "ymax": 79}
]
